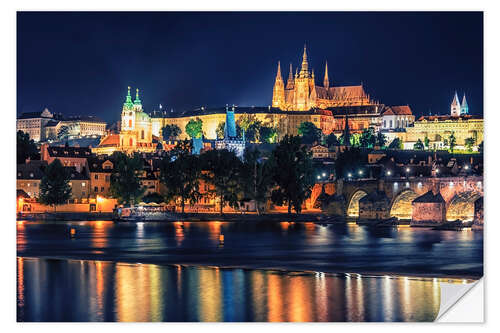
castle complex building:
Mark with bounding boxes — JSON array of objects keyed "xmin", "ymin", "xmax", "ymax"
[
  {"xmin": 403, "ymin": 92, "xmax": 482, "ymax": 150},
  {"xmin": 154, "ymin": 46, "xmax": 403, "ymax": 141},
  {"xmin": 92, "ymin": 87, "xmax": 156, "ymax": 155},
  {"xmin": 272, "ymin": 46, "xmax": 375, "ymax": 111}
]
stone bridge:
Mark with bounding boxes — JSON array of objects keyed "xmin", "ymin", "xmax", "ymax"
[{"xmin": 318, "ymin": 176, "xmax": 483, "ymax": 222}]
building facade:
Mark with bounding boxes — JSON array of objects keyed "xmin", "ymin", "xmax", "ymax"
[{"xmin": 17, "ymin": 108, "xmax": 55, "ymax": 142}]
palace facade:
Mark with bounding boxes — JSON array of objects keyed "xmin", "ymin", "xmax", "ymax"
[{"xmin": 403, "ymin": 93, "xmax": 482, "ymax": 150}]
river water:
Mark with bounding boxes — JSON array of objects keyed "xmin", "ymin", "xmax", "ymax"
[{"xmin": 16, "ymin": 220, "xmax": 483, "ymax": 322}]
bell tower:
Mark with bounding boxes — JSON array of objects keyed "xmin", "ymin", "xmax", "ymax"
[{"xmin": 121, "ymin": 86, "xmax": 136, "ymax": 131}]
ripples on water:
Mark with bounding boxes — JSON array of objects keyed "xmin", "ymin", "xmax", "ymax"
[{"xmin": 17, "ymin": 257, "xmax": 450, "ymax": 322}]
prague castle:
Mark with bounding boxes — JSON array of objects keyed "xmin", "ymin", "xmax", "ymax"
[
  {"xmin": 155, "ymin": 46, "xmax": 389, "ymax": 141},
  {"xmin": 272, "ymin": 45, "xmax": 375, "ymax": 111}
]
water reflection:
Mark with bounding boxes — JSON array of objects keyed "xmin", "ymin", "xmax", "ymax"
[{"xmin": 17, "ymin": 257, "xmax": 452, "ymax": 322}]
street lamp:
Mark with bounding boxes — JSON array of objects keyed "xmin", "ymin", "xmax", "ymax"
[
  {"xmin": 317, "ymin": 175, "xmax": 321, "ymax": 180},
  {"xmin": 358, "ymin": 170, "xmax": 363, "ymax": 176},
  {"xmin": 464, "ymin": 165, "xmax": 469, "ymax": 170},
  {"xmin": 347, "ymin": 172, "xmax": 352, "ymax": 178},
  {"xmin": 386, "ymin": 170, "xmax": 391, "ymax": 176},
  {"xmin": 322, "ymin": 172, "xmax": 326, "ymax": 177}
]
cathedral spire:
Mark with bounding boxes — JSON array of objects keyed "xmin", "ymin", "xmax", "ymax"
[
  {"xmin": 276, "ymin": 61, "xmax": 282, "ymax": 79},
  {"xmin": 300, "ymin": 44, "xmax": 309, "ymax": 77},
  {"xmin": 323, "ymin": 61, "xmax": 329, "ymax": 88},
  {"xmin": 286, "ymin": 63, "xmax": 294, "ymax": 89}
]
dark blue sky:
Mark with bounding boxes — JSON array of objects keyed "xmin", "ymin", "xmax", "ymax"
[{"xmin": 17, "ymin": 12, "xmax": 483, "ymax": 124}]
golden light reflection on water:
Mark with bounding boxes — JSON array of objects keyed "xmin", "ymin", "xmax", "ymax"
[{"xmin": 18, "ymin": 258, "xmax": 448, "ymax": 322}]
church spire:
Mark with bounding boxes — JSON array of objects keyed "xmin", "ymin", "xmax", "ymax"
[
  {"xmin": 461, "ymin": 93, "xmax": 469, "ymax": 115},
  {"xmin": 286, "ymin": 63, "xmax": 294, "ymax": 89},
  {"xmin": 276, "ymin": 61, "xmax": 282, "ymax": 79},
  {"xmin": 450, "ymin": 91, "xmax": 461, "ymax": 116},
  {"xmin": 323, "ymin": 61, "xmax": 329, "ymax": 88},
  {"xmin": 300, "ymin": 44, "xmax": 309, "ymax": 78},
  {"xmin": 123, "ymin": 86, "xmax": 133, "ymax": 110},
  {"xmin": 343, "ymin": 115, "xmax": 351, "ymax": 147},
  {"xmin": 134, "ymin": 88, "xmax": 142, "ymax": 105}
]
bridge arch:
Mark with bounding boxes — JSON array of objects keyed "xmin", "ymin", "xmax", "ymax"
[
  {"xmin": 446, "ymin": 191, "xmax": 483, "ymax": 222},
  {"xmin": 347, "ymin": 189, "xmax": 368, "ymax": 218},
  {"xmin": 390, "ymin": 189, "xmax": 419, "ymax": 220}
]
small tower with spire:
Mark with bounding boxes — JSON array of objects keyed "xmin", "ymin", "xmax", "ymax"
[
  {"xmin": 461, "ymin": 94, "xmax": 469, "ymax": 115},
  {"xmin": 342, "ymin": 115, "xmax": 351, "ymax": 147},
  {"xmin": 451, "ymin": 91, "xmax": 461, "ymax": 117},
  {"xmin": 272, "ymin": 61, "xmax": 285, "ymax": 108},
  {"xmin": 299, "ymin": 44, "xmax": 310, "ymax": 78},
  {"xmin": 323, "ymin": 61, "xmax": 329, "ymax": 88},
  {"xmin": 286, "ymin": 63, "xmax": 294, "ymax": 89}
]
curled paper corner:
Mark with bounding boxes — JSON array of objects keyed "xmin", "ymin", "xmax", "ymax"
[{"xmin": 436, "ymin": 278, "xmax": 483, "ymax": 322}]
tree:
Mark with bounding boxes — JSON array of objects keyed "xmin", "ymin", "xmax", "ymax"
[
  {"xmin": 57, "ymin": 125, "xmax": 69, "ymax": 141},
  {"xmin": 359, "ymin": 128, "xmax": 377, "ymax": 148},
  {"xmin": 200, "ymin": 149, "xmax": 243, "ymax": 214},
  {"xmin": 39, "ymin": 159, "xmax": 72, "ymax": 212},
  {"xmin": 325, "ymin": 133, "xmax": 340, "ymax": 147},
  {"xmin": 160, "ymin": 140, "xmax": 201, "ymax": 214},
  {"xmin": 298, "ymin": 121, "xmax": 322, "ymax": 144},
  {"xmin": 245, "ymin": 120, "xmax": 262, "ymax": 143},
  {"xmin": 388, "ymin": 138, "xmax": 402, "ymax": 150},
  {"xmin": 260, "ymin": 125, "xmax": 278, "ymax": 143},
  {"xmin": 465, "ymin": 137, "xmax": 475, "ymax": 152},
  {"xmin": 240, "ymin": 147, "xmax": 274, "ymax": 214},
  {"xmin": 376, "ymin": 131, "xmax": 387, "ymax": 148},
  {"xmin": 334, "ymin": 147, "xmax": 365, "ymax": 179},
  {"xmin": 413, "ymin": 139, "xmax": 424, "ymax": 150},
  {"xmin": 142, "ymin": 192, "xmax": 164, "ymax": 204},
  {"xmin": 270, "ymin": 135, "xmax": 315, "ymax": 214},
  {"xmin": 185, "ymin": 118, "xmax": 203, "ymax": 139},
  {"xmin": 424, "ymin": 136, "xmax": 430, "ymax": 150},
  {"xmin": 448, "ymin": 132, "xmax": 457, "ymax": 153},
  {"xmin": 161, "ymin": 124, "xmax": 181, "ymax": 141},
  {"xmin": 17, "ymin": 130, "xmax": 39, "ymax": 164},
  {"xmin": 109, "ymin": 152, "xmax": 145, "ymax": 205},
  {"xmin": 478, "ymin": 141, "xmax": 483, "ymax": 154},
  {"xmin": 216, "ymin": 121, "xmax": 225, "ymax": 139}
]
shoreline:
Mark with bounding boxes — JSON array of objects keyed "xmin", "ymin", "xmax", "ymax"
[{"xmin": 17, "ymin": 254, "xmax": 482, "ymax": 282}]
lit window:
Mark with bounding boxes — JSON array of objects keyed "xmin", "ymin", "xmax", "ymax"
[{"xmin": 82, "ymin": 183, "xmax": 86, "ymax": 187}]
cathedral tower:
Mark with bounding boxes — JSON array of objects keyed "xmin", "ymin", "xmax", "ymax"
[
  {"xmin": 121, "ymin": 86, "xmax": 136, "ymax": 131},
  {"xmin": 450, "ymin": 91, "xmax": 461, "ymax": 117},
  {"xmin": 272, "ymin": 61, "xmax": 285, "ymax": 108},
  {"xmin": 323, "ymin": 61, "xmax": 329, "ymax": 88}
]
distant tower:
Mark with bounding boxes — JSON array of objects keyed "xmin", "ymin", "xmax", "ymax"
[
  {"xmin": 272, "ymin": 61, "xmax": 285, "ymax": 108},
  {"xmin": 461, "ymin": 94, "xmax": 469, "ymax": 115},
  {"xmin": 224, "ymin": 105, "xmax": 237, "ymax": 138},
  {"xmin": 323, "ymin": 61, "xmax": 329, "ymax": 88},
  {"xmin": 286, "ymin": 63, "xmax": 294, "ymax": 89},
  {"xmin": 342, "ymin": 115, "xmax": 351, "ymax": 146},
  {"xmin": 450, "ymin": 91, "xmax": 461, "ymax": 117}
]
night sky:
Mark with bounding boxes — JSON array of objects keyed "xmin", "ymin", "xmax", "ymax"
[{"xmin": 17, "ymin": 12, "xmax": 483, "ymax": 124}]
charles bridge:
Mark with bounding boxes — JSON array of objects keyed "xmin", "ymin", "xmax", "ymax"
[{"xmin": 310, "ymin": 176, "xmax": 483, "ymax": 222}]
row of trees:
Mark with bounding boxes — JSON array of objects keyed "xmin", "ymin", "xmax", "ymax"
[
  {"xmin": 413, "ymin": 132, "xmax": 479, "ymax": 153},
  {"xmin": 111, "ymin": 135, "xmax": 315, "ymax": 214}
]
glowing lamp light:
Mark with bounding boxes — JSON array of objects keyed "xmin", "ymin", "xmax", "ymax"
[
  {"xmin": 436, "ymin": 169, "xmax": 439, "ymax": 174},
  {"xmin": 406, "ymin": 168, "xmax": 410, "ymax": 173},
  {"xmin": 322, "ymin": 172, "xmax": 326, "ymax": 177},
  {"xmin": 317, "ymin": 175, "xmax": 321, "ymax": 180},
  {"xmin": 386, "ymin": 171, "xmax": 391, "ymax": 176},
  {"xmin": 464, "ymin": 165, "xmax": 469, "ymax": 170},
  {"xmin": 358, "ymin": 170, "xmax": 363, "ymax": 175},
  {"xmin": 347, "ymin": 173, "xmax": 352, "ymax": 178},
  {"xmin": 97, "ymin": 195, "xmax": 104, "ymax": 203}
]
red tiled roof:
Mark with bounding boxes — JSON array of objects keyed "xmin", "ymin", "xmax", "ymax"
[
  {"xmin": 383, "ymin": 105, "xmax": 412, "ymax": 116},
  {"xmin": 99, "ymin": 134, "xmax": 120, "ymax": 147}
]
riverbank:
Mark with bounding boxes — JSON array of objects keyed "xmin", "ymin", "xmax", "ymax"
[{"xmin": 18, "ymin": 212, "xmax": 323, "ymax": 222}]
